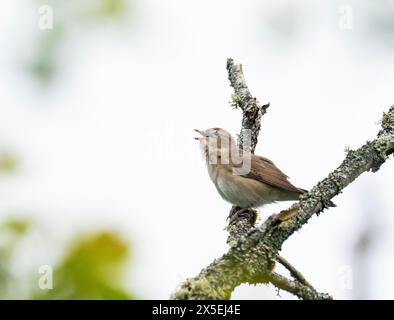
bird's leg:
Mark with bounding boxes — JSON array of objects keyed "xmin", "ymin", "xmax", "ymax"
[
  {"xmin": 227, "ymin": 206, "xmax": 257, "ymax": 225},
  {"xmin": 228, "ymin": 206, "xmax": 241, "ymax": 221}
]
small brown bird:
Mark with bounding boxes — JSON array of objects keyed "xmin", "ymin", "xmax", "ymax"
[{"xmin": 194, "ymin": 128, "xmax": 306, "ymax": 211}]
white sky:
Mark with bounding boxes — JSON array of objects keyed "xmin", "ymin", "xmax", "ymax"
[{"xmin": 1, "ymin": 0, "xmax": 394, "ymax": 299}]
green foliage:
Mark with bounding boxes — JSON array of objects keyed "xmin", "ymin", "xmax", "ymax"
[
  {"xmin": 32, "ymin": 0, "xmax": 130, "ymax": 84},
  {"xmin": 34, "ymin": 231, "xmax": 134, "ymax": 300},
  {"xmin": 0, "ymin": 152, "xmax": 18, "ymax": 173},
  {"xmin": 0, "ymin": 218, "xmax": 32, "ymax": 298},
  {"xmin": 98, "ymin": 0, "xmax": 127, "ymax": 20},
  {"xmin": 1, "ymin": 218, "xmax": 30, "ymax": 235},
  {"xmin": 30, "ymin": 26, "xmax": 64, "ymax": 85},
  {"xmin": 0, "ymin": 217, "xmax": 135, "ymax": 299}
]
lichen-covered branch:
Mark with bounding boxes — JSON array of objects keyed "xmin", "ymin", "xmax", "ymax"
[
  {"xmin": 267, "ymin": 272, "xmax": 332, "ymax": 300},
  {"xmin": 171, "ymin": 98, "xmax": 394, "ymax": 299},
  {"xmin": 226, "ymin": 208, "xmax": 257, "ymax": 246},
  {"xmin": 276, "ymin": 254, "xmax": 314, "ymax": 289},
  {"xmin": 226, "ymin": 58, "xmax": 269, "ymax": 153},
  {"xmin": 226, "ymin": 58, "xmax": 269, "ymax": 245},
  {"xmin": 262, "ymin": 105, "xmax": 394, "ymax": 254}
]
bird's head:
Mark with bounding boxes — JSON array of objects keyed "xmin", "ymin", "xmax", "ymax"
[
  {"xmin": 194, "ymin": 127, "xmax": 233, "ymax": 140},
  {"xmin": 194, "ymin": 128, "xmax": 237, "ymax": 164}
]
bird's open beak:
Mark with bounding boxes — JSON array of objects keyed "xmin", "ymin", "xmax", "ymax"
[{"xmin": 194, "ymin": 129, "xmax": 205, "ymax": 140}]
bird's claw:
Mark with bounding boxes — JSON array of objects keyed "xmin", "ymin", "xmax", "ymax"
[{"xmin": 227, "ymin": 206, "xmax": 257, "ymax": 225}]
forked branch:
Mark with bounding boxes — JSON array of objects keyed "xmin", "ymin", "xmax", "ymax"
[{"xmin": 171, "ymin": 59, "xmax": 394, "ymax": 300}]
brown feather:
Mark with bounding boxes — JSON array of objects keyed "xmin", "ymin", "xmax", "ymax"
[{"xmin": 240, "ymin": 155, "xmax": 304, "ymax": 194}]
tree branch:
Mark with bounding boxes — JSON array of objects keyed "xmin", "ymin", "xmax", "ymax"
[
  {"xmin": 171, "ymin": 59, "xmax": 394, "ymax": 300},
  {"xmin": 276, "ymin": 254, "xmax": 314, "ymax": 289},
  {"xmin": 226, "ymin": 58, "xmax": 269, "ymax": 245},
  {"xmin": 267, "ymin": 272, "xmax": 332, "ymax": 300},
  {"xmin": 226, "ymin": 58, "xmax": 269, "ymax": 153}
]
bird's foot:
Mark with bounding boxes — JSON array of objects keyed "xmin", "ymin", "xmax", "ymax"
[
  {"xmin": 228, "ymin": 206, "xmax": 242, "ymax": 221},
  {"xmin": 227, "ymin": 206, "xmax": 257, "ymax": 225}
]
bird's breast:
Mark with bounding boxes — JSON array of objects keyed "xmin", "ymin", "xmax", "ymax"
[{"xmin": 213, "ymin": 168, "xmax": 279, "ymax": 208}]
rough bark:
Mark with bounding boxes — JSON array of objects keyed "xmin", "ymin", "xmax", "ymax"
[
  {"xmin": 226, "ymin": 58, "xmax": 269, "ymax": 154},
  {"xmin": 226, "ymin": 58, "xmax": 268, "ymax": 246}
]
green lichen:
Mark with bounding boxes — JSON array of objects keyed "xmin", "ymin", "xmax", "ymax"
[
  {"xmin": 277, "ymin": 219, "xmax": 295, "ymax": 230},
  {"xmin": 171, "ymin": 277, "xmax": 232, "ymax": 300},
  {"xmin": 230, "ymin": 93, "xmax": 242, "ymax": 109},
  {"xmin": 344, "ymin": 146, "xmax": 352, "ymax": 154}
]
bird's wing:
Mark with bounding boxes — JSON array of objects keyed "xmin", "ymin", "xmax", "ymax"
[{"xmin": 235, "ymin": 154, "xmax": 304, "ymax": 194}]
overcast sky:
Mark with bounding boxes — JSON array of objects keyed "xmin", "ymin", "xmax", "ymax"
[{"xmin": 1, "ymin": 0, "xmax": 394, "ymax": 299}]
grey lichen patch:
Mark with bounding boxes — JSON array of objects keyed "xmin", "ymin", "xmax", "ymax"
[
  {"xmin": 226, "ymin": 208, "xmax": 258, "ymax": 246},
  {"xmin": 296, "ymin": 286, "xmax": 332, "ymax": 300},
  {"xmin": 380, "ymin": 105, "xmax": 394, "ymax": 132},
  {"xmin": 316, "ymin": 179, "xmax": 339, "ymax": 202},
  {"xmin": 226, "ymin": 221, "xmax": 249, "ymax": 247},
  {"xmin": 299, "ymin": 191, "xmax": 324, "ymax": 215},
  {"xmin": 239, "ymin": 255, "xmax": 272, "ymax": 283},
  {"xmin": 373, "ymin": 137, "xmax": 391, "ymax": 160}
]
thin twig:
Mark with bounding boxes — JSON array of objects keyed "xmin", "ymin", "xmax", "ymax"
[
  {"xmin": 276, "ymin": 255, "xmax": 314, "ymax": 289},
  {"xmin": 267, "ymin": 272, "xmax": 332, "ymax": 300}
]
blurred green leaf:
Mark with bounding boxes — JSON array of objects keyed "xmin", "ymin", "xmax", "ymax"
[
  {"xmin": 31, "ymin": 0, "xmax": 130, "ymax": 85},
  {"xmin": 30, "ymin": 26, "xmax": 64, "ymax": 84},
  {"xmin": 0, "ymin": 152, "xmax": 18, "ymax": 173},
  {"xmin": 1, "ymin": 218, "xmax": 30, "ymax": 235},
  {"xmin": 35, "ymin": 231, "xmax": 134, "ymax": 300},
  {"xmin": 0, "ymin": 218, "xmax": 32, "ymax": 298},
  {"xmin": 99, "ymin": 0, "xmax": 127, "ymax": 19}
]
